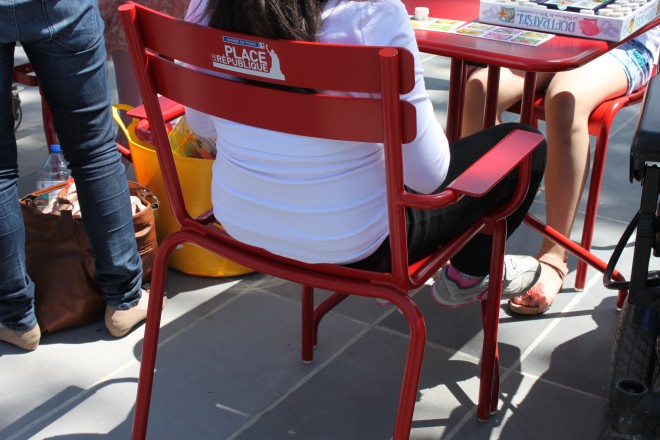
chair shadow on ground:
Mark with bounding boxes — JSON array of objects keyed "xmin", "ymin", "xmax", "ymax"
[
  {"xmin": 1, "ymin": 271, "xmax": 620, "ymax": 439},
  {"xmin": 111, "ymin": 273, "xmax": 524, "ymax": 439},
  {"xmin": 0, "ymin": 379, "xmax": 137, "ymax": 440}
]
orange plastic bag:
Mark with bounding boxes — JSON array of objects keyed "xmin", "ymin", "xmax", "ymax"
[{"xmin": 112, "ymin": 104, "xmax": 253, "ymax": 278}]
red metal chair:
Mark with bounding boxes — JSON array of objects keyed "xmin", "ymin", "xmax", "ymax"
[
  {"xmin": 119, "ymin": 3, "xmax": 544, "ymax": 439},
  {"xmin": 508, "ymin": 83, "xmax": 651, "ymax": 296}
]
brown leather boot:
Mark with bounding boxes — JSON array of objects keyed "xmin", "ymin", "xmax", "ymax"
[{"xmin": 105, "ymin": 289, "xmax": 166, "ymax": 338}]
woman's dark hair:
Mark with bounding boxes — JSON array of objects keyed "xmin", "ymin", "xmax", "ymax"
[{"xmin": 203, "ymin": 0, "xmax": 329, "ymax": 41}]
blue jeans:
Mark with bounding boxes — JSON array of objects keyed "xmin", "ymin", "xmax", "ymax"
[
  {"xmin": 0, "ymin": 0, "xmax": 142, "ymax": 331},
  {"xmin": 607, "ymin": 38, "xmax": 655, "ymax": 95}
]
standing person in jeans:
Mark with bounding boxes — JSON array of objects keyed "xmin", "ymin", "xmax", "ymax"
[{"xmin": 0, "ymin": 0, "xmax": 161, "ymax": 351}]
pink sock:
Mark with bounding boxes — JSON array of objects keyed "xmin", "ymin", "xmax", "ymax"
[{"xmin": 447, "ymin": 265, "xmax": 484, "ymax": 288}]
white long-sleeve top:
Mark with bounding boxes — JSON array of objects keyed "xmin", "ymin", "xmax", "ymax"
[{"xmin": 184, "ymin": 0, "xmax": 450, "ymax": 264}]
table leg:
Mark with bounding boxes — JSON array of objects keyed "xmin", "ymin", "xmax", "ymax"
[
  {"xmin": 520, "ymin": 71, "xmax": 538, "ymax": 126},
  {"xmin": 484, "ymin": 66, "xmax": 501, "ymax": 128},
  {"xmin": 446, "ymin": 58, "xmax": 465, "ymax": 143}
]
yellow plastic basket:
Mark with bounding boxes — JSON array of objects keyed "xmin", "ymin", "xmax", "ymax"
[{"xmin": 112, "ymin": 104, "xmax": 253, "ymax": 277}]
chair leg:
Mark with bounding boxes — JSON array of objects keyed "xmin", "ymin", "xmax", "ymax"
[
  {"xmin": 301, "ymin": 285, "xmax": 314, "ymax": 364},
  {"xmin": 308, "ymin": 290, "xmax": 424, "ymax": 439},
  {"xmin": 482, "ymin": 303, "xmax": 501, "ymax": 415},
  {"xmin": 490, "ymin": 349, "xmax": 500, "ymax": 413},
  {"xmin": 390, "ymin": 294, "xmax": 426, "ymax": 440},
  {"xmin": 478, "ymin": 219, "xmax": 506, "ymax": 421},
  {"xmin": 616, "ymin": 290, "xmax": 628, "ymax": 309},
  {"xmin": 576, "ymin": 133, "xmax": 609, "ymax": 290},
  {"xmin": 131, "ymin": 233, "xmax": 184, "ymax": 440},
  {"xmin": 312, "ymin": 292, "xmax": 349, "ymax": 346}
]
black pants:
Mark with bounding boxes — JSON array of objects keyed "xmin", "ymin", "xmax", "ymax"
[{"xmin": 349, "ymin": 122, "xmax": 547, "ymax": 276}]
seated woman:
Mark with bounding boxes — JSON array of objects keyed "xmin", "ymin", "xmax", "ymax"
[
  {"xmin": 462, "ymin": 26, "xmax": 660, "ymax": 315},
  {"xmin": 184, "ymin": 0, "xmax": 547, "ymax": 307}
]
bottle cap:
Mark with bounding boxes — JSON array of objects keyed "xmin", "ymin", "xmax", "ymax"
[{"xmin": 49, "ymin": 144, "xmax": 62, "ymax": 153}]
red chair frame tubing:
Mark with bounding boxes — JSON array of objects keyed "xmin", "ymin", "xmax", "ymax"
[
  {"xmin": 574, "ymin": 87, "xmax": 649, "ymax": 293},
  {"xmin": 120, "ymin": 4, "xmax": 544, "ymax": 439}
]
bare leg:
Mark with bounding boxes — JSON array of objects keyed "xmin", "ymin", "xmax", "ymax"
[
  {"xmin": 512, "ymin": 55, "xmax": 629, "ymax": 311},
  {"xmin": 461, "ymin": 67, "xmax": 552, "ymax": 137}
]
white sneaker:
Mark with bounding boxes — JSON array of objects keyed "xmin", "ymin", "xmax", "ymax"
[{"xmin": 432, "ymin": 255, "xmax": 541, "ymax": 308}]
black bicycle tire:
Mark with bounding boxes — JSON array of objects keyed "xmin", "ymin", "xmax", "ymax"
[{"xmin": 608, "ymin": 297, "xmax": 658, "ymax": 403}]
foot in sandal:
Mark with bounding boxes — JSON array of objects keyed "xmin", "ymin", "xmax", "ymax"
[{"xmin": 509, "ymin": 254, "xmax": 568, "ymax": 315}]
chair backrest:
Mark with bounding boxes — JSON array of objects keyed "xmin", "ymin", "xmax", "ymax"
[{"xmin": 119, "ymin": 2, "xmax": 434, "ymax": 289}]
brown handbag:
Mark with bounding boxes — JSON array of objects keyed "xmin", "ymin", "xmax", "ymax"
[{"xmin": 20, "ymin": 180, "xmax": 159, "ymax": 333}]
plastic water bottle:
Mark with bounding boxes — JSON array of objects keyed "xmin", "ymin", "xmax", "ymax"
[{"xmin": 35, "ymin": 144, "xmax": 71, "ymax": 210}]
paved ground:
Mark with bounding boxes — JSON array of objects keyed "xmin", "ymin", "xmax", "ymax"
[{"xmin": 1, "ymin": 47, "xmax": 655, "ymax": 439}]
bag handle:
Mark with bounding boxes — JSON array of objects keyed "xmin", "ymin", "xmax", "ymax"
[
  {"xmin": 129, "ymin": 181, "xmax": 159, "ymax": 211},
  {"xmin": 21, "ymin": 181, "xmax": 70, "ymax": 204},
  {"xmin": 112, "ymin": 104, "xmax": 137, "ymax": 143},
  {"xmin": 22, "ymin": 180, "xmax": 158, "ymax": 211}
]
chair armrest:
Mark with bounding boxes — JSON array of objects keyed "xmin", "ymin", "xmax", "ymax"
[
  {"xmin": 127, "ymin": 96, "xmax": 184, "ymax": 122},
  {"xmin": 445, "ymin": 129, "xmax": 544, "ymax": 197},
  {"xmin": 132, "ymin": 97, "xmax": 185, "ymax": 143},
  {"xmin": 630, "ymin": 74, "xmax": 660, "ymax": 182}
]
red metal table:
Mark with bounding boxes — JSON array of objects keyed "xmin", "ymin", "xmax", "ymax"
[
  {"xmin": 401, "ymin": 0, "xmax": 660, "ymax": 302},
  {"xmin": 401, "ymin": 0, "xmax": 659, "ymax": 140}
]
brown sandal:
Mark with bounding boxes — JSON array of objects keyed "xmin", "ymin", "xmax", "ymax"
[{"xmin": 508, "ymin": 254, "xmax": 568, "ymax": 315}]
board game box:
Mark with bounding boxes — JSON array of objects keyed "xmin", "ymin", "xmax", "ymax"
[{"xmin": 479, "ymin": 0, "xmax": 659, "ymax": 41}]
